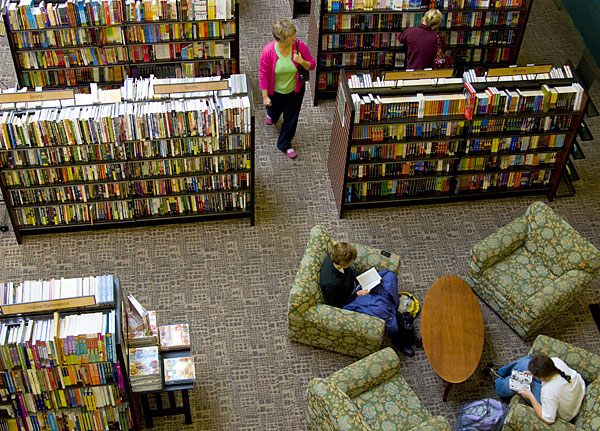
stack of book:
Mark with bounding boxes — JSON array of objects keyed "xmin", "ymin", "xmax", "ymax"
[
  {"xmin": 163, "ymin": 355, "xmax": 195, "ymax": 385},
  {"xmin": 158, "ymin": 323, "xmax": 190, "ymax": 351},
  {"xmin": 126, "ymin": 294, "xmax": 159, "ymax": 347},
  {"xmin": 128, "ymin": 346, "xmax": 162, "ymax": 392}
]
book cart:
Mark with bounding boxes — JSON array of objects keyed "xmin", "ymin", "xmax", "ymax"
[
  {"xmin": 307, "ymin": 0, "xmax": 534, "ymax": 104},
  {"xmin": 328, "ymin": 65, "xmax": 587, "ymax": 217},
  {"xmin": 2, "ymin": 0, "xmax": 240, "ymax": 89},
  {"xmin": 0, "ymin": 275, "xmax": 137, "ymax": 431},
  {"xmin": 0, "ymin": 74, "xmax": 255, "ymax": 244}
]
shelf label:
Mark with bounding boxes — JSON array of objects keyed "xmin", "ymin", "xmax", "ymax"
[
  {"xmin": 0, "ymin": 90, "xmax": 74, "ymax": 103},
  {"xmin": 337, "ymin": 81, "xmax": 346, "ymax": 128},
  {"xmin": 487, "ymin": 65, "xmax": 553, "ymax": 77},
  {"xmin": 153, "ymin": 81, "xmax": 229, "ymax": 94},
  {"xmin": 384, "ymin": 70, "xmax": 454, "ymax": 80},
  {"xmin": 1, "ymin": 296, "xmax": 97, "ymax": 315}
]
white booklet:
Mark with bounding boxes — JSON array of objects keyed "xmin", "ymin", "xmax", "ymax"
[
  {"xmin": 509, "ymin": 370, "xmax": 533, "ymax": 392},
  {"xmin": 356, "ymin": 268, "xmax": 381, "ymax": 291}
]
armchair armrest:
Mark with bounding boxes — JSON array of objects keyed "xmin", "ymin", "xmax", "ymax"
[
  {"xmin": 469, "ymin": 214, "xmax": 528, "ymax": 274},
  {"xmin": 351, "ymin": 243, "xmax": 401, "ymax": 274},
  {"xmin": 406, "ymin": 416, "xmax": 452, "ymax": 431},
  {"xmin": 325, "ymin": 347, "xmax": 400, "ymax": 398},
  {"xmin": 306, "ymin": 379, "xmax": 371, "ymax": 431},
  {"xmin": 503, "ymin": 403, "xmax": 575, "ymax": 431},
  {"xmin": 530, "ymin": 335, "xmax": 600, "ymax": 383}
]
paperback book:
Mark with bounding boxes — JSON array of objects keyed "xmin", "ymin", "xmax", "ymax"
[
  {"xmin": 128, "ymin": 346, "xmax": 162, "ymax": 391},
  {"xmin": 509, "ymin": 370, "xmax": 533, "ymax": 392},
  {"xmin": 159, "ymin": 323, "xmax": 191, "ymax": 351},
  {"xmin": 163, "ymin": 355, "xmax": 196, "ymax": 385}
]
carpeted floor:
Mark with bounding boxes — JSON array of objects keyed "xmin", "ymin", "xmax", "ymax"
[{"xmin": 0, "ymin": 0, "xmax": 599, "ymax": 429}]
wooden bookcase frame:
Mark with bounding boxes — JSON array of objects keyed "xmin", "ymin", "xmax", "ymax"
[
  {"xmin": 308, "ymin": 0, "xmax": 534, "ymax": 105},
  {"xmin": 2, "ymin": 0, "xmax": 240, "ymax": 89},
  {"xmin": 0, "ymin": 75, "xmax": 255, "ymax": 244},
  {"xmin": 329, "ymin": 67, "xmax": 587, "ymax": 218},
  {"xmin": 0, "ymin": 277, "xmax": 137, "ymax": 430}
]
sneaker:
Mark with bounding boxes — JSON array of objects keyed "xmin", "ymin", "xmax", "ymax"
[
  {"xmin": 482, "ymin": 365, "xmax": 501, "ymax": 382},
  {"xmin": 285, "ymin": 148, "xmax": 297, "ymax": 159},
  {"xmin": 265, "ymin": 115, "xmax": 274, "ymax": 125}
]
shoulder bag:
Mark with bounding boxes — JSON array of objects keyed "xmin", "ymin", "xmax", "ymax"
[
  {"xmin": 295, "ymin": 41, "xmax": 310, "ymax": 82},
  {"xmin": 433, "ymin": 34, "xmax": 455, "ymax": 70}
]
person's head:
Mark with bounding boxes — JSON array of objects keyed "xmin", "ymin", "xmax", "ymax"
[
  {"xmin": 528, "ymin": 355, "xmax": 572, "ymax": 383},
  {"xmin": 272, "ymin": 19, "xmax": 297, "ymax": 46},
  {"xmin": 331, "ymin": 242, "xmax": 357, "ymax": 268},
  {"xmin": 421, "ymin": 8, "xmax": 442, "ymax": 31}
]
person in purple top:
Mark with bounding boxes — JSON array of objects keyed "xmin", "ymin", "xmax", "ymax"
[{"xmin": 399, "ymin": 8, "xmax": 448, "ymax": 70}]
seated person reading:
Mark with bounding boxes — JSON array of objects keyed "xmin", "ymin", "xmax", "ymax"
[
  {"xmin": 319, "ymin": 242, "xmax": 415, "ymax": 357},
  {"xmin": 486, "ymin": 354, "xmax": 586, "ymax": 424}
]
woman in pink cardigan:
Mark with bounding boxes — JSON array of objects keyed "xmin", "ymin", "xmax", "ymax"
[{"xmin": 259, "ymin": 19, "xmax": 315, "ymax": 158}]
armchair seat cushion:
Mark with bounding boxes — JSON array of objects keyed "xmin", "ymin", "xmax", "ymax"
[{"xmin": 353, "ymin": 373, "xmax": 431, "ymax": 430}]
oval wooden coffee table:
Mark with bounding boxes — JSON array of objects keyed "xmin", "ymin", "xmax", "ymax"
[{"xmin": 421, "ymin": 275, "xmax": 484, "ymax": 401}]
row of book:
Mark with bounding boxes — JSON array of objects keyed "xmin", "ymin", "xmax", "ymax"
[
  {"xmin": 443, "ymin": 28, "xmax": 515, "ymax": 47},
  {"xmin": 463, "ymin": 83, "xmax": 585, "ymax": 118},
  {"xmin": 441, "ymin": 10, "xmax": 520, "ymax": 28},
  {"xmin": 9, "ymin": 173, "xmax": 251, "ymax": 206},
  {"xmin": 0, "ymin": 402, "xmax": 131, "ymax": 431},
  {"xmin": 457, "ymin": 152, "xmax": 556, "ymax": 171},
  {"xmin": 347, "ymin": 159, "xmax": 455, "ymax": 179},
  {"xmin": 351, "ymin": 121, "xmax": 467, "ymax": 141},
  {"xmin": 21, "ymin": 66, "xmax": 126, "ymax": 88},
  {"xmin": 1, "ymin": 361, "xmax": 123, "ymax": 392},
  {"xmin": 0, "ymin": 311, "xmax": 117, "ymax": 370},
  {"xmin": 14, "ymin": 191, "xmax": 250, "ymax": 226},
  {"xmin": 11, "ymin": 27, "xmax": 124, "ymax": 50},
  {"xmin": 455, "ymin": 168, "xmax": 551, "ymax": 192},
  {"xmin": 124, "ymin": 0, "xmax": 234, "ymax": 21},
  {"xmin": 321, "ymin": 32, "xmax": 402, "ymax": 51},
  {"xmin": 0, "ymin": 135, "xmax": 251, "ymax": 169},
  {"xmin": 0, "ymin": 98, "xmax": 251, "ymax": 150},
  {"xmin": 350, "ymin": 141, "xmax": 461, "ymax": 161},
  {"xmin": 4, "ymin": 0, "xmax": 125, "ymax": 31},
  {"xmin": 318, "ymin": 51, "xmax": 397, "ymax": 69},
  {"xmin": 347, "ymin": 133, "xmax": 565, "ymax": 161},
  {"xmin": 467, "ymin": 116, "xmax": 572, "ymax": 135},
  {"xmin": 125, "ymin": 20, "xmax": 235, "ymax": 43},
  {"xmin": 0, "ymin": 276, "xmax": 114, "ymax": 307},
  {"xmin": 18, "ymin": 47, "xmax": 127, "ymax": 70},
  {"xmin": 463, "ymin": 64, "xmax": 574, "ymax": 84},
  {"xmin": 128, "ymin": 40, "xmax": 231, "ymax": 62},
  {"xmin": 346, "ymin": 177, "xmax": 452, "ymax": 201},
  {"xmin": 325, "ymin": 0, "xmax": 522, "ymax": 12}
]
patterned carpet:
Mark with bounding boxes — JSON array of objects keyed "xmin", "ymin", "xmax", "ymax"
[{"xmin": 0, "ymin": 0, "xmax": 599, "ymax": 429}]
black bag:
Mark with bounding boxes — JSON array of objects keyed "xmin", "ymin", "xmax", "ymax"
[{"xmin": 295, "ymin": 41, "xmax": 310, "ymax": 82}]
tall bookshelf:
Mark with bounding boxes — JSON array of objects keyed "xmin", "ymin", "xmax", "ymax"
[
  {"xmin": 328, "ymin": 66, "xmax": 586, "ymax": 217},
  {"xmin": 0, "ymin": 74, "xmax": 255, "ymax": 244},
  {"xmin": 2, "ymin": 0, "xmax": 240, "ymax": 89},
  {"xmin": 0, "ymin": 275, "xmax": 136, "ymax": 431},
  {"xmin": 308, "ymin": 0, "xmax": 533, "ymax": 104}
]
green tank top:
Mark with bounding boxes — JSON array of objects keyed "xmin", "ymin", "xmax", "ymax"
[{"xmin": 274, "ymin": 43, "xmax": 297, "ymax": 94}]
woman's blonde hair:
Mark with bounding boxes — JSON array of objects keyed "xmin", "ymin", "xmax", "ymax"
[
  {"xmin": 272, "ymin": 19, "xmax": 297, "ymax": 42},
  {"xmin": 421, "ymin": 8, "xmax": 442, "ymax": 31}
]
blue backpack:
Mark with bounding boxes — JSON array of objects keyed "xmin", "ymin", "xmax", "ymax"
[{"xmin": 456, "ymin": 398, "xmax": 508, "ymax": 431}]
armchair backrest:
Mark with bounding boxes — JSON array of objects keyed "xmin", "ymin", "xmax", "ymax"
[
  {"xmin": 524, "ymin": 202, "xmax": 600, "ymax": 277},
  {"xmin": 289, "ymin": 226, "xmax": 334, "ymax": 315}
]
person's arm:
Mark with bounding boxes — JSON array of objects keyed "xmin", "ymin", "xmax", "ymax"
[
  {"xmin": 261, "ymin": 89, "xmax": 271, "ymax": 107},
  {"xmin": 259, "ymin": 45, "xmax": 272, "ymax": 106},
  {"xmin": 293, "ymin": 40, "xmax": 316, "ymax": 71},
  {"xmin": 518, "ymin": 390, "xmax": 555, "ymax": 425},
  {"xmin": 321, "ymin": 282, "xmax": 357, "ymax": 307}
]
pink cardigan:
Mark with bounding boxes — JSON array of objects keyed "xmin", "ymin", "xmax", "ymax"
[{"xmin": 259, "ymin": 39, "xmax": 316, "ymax": 95}]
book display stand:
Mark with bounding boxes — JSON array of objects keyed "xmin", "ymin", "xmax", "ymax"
[
  {"xmin": 0, "ymin": 275, "xmax": 136, "ymax": 431},
  {"xmin": 328, "ymin": 64, "xmax": 587, "ymax": 217},
  {"xmin": 2, "ymin": 0, "xmax": 240, "ymax": 89},
  {"xmin": 307, "ymin": 0, "xmax": 534, "ymax": 104},
  {"xmin": 0, "ymin": 74, "xmax": 255, "ymax": 244}
]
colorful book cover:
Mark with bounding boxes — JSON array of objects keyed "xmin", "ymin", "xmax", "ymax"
[
  {"xmin": 158, "ymin": 324, "xmax": 190, "ymax": 351},
  {"xmin": 128, "ymin": 346, "xmax": 160, "ymax": 378},
  {"xmin": 163, "ymin": 356, "xmax": 195, "ymax": 385}
]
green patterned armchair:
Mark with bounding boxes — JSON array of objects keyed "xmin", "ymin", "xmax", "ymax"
[
  {"xmin": 503, "ymin": 335, "xmax": 600, "ymax": 431},
  {"xmin": 466, "ymin": 201, "xmax": 600, "ymax": 338},
  {"xmin": 288, "ymin": 225, "xmax": 401, "ymax": 358},
  {"xmin": 306, "ymin": 347, "xmax": 452, "ymax": 431}
]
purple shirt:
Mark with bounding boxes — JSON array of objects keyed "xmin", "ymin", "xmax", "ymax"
[{"xmin": 399, "ymin": 24, "xmax": 447, "ymax": 70}]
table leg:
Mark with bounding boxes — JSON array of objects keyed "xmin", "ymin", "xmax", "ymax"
[
  {"xmin": 182, "ymin": 389, "xmax": 192, "ymax": 425},
  {"xmin": 140, "ymin": 394, "xmax": 154, "ymax": 429},
  {"xmin": 443, "ymin": 381, "xmax": 453, "ymax": 402}
]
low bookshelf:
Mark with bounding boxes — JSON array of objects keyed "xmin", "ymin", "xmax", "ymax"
[
  {"xmin": 0, "ymin": 74, "xmax": 255, "ymax": 244},
  {"xmin": 0, "ymin": 275, "xmax": 136, "ymax": 431},
  {"xmin": 328, "ymin": 65, "xmax": 586, "ymax": 217},
  {"xmin": 307, "ymin": 0, "xmax": 534, "ymax": 104}
]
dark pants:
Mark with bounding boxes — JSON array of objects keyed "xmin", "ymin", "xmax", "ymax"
[{"xmin": 266, "ymin": 86, "xmax": 305, "ymax": 151}]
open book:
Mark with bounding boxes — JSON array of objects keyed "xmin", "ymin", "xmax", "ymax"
[
  {"xmin": 509, "ymin": 370, "xmax": 533, "ymax": 392},
  {"xmin": 356, "ymin": 267, "xmax": 381, "ymax": 291}
]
